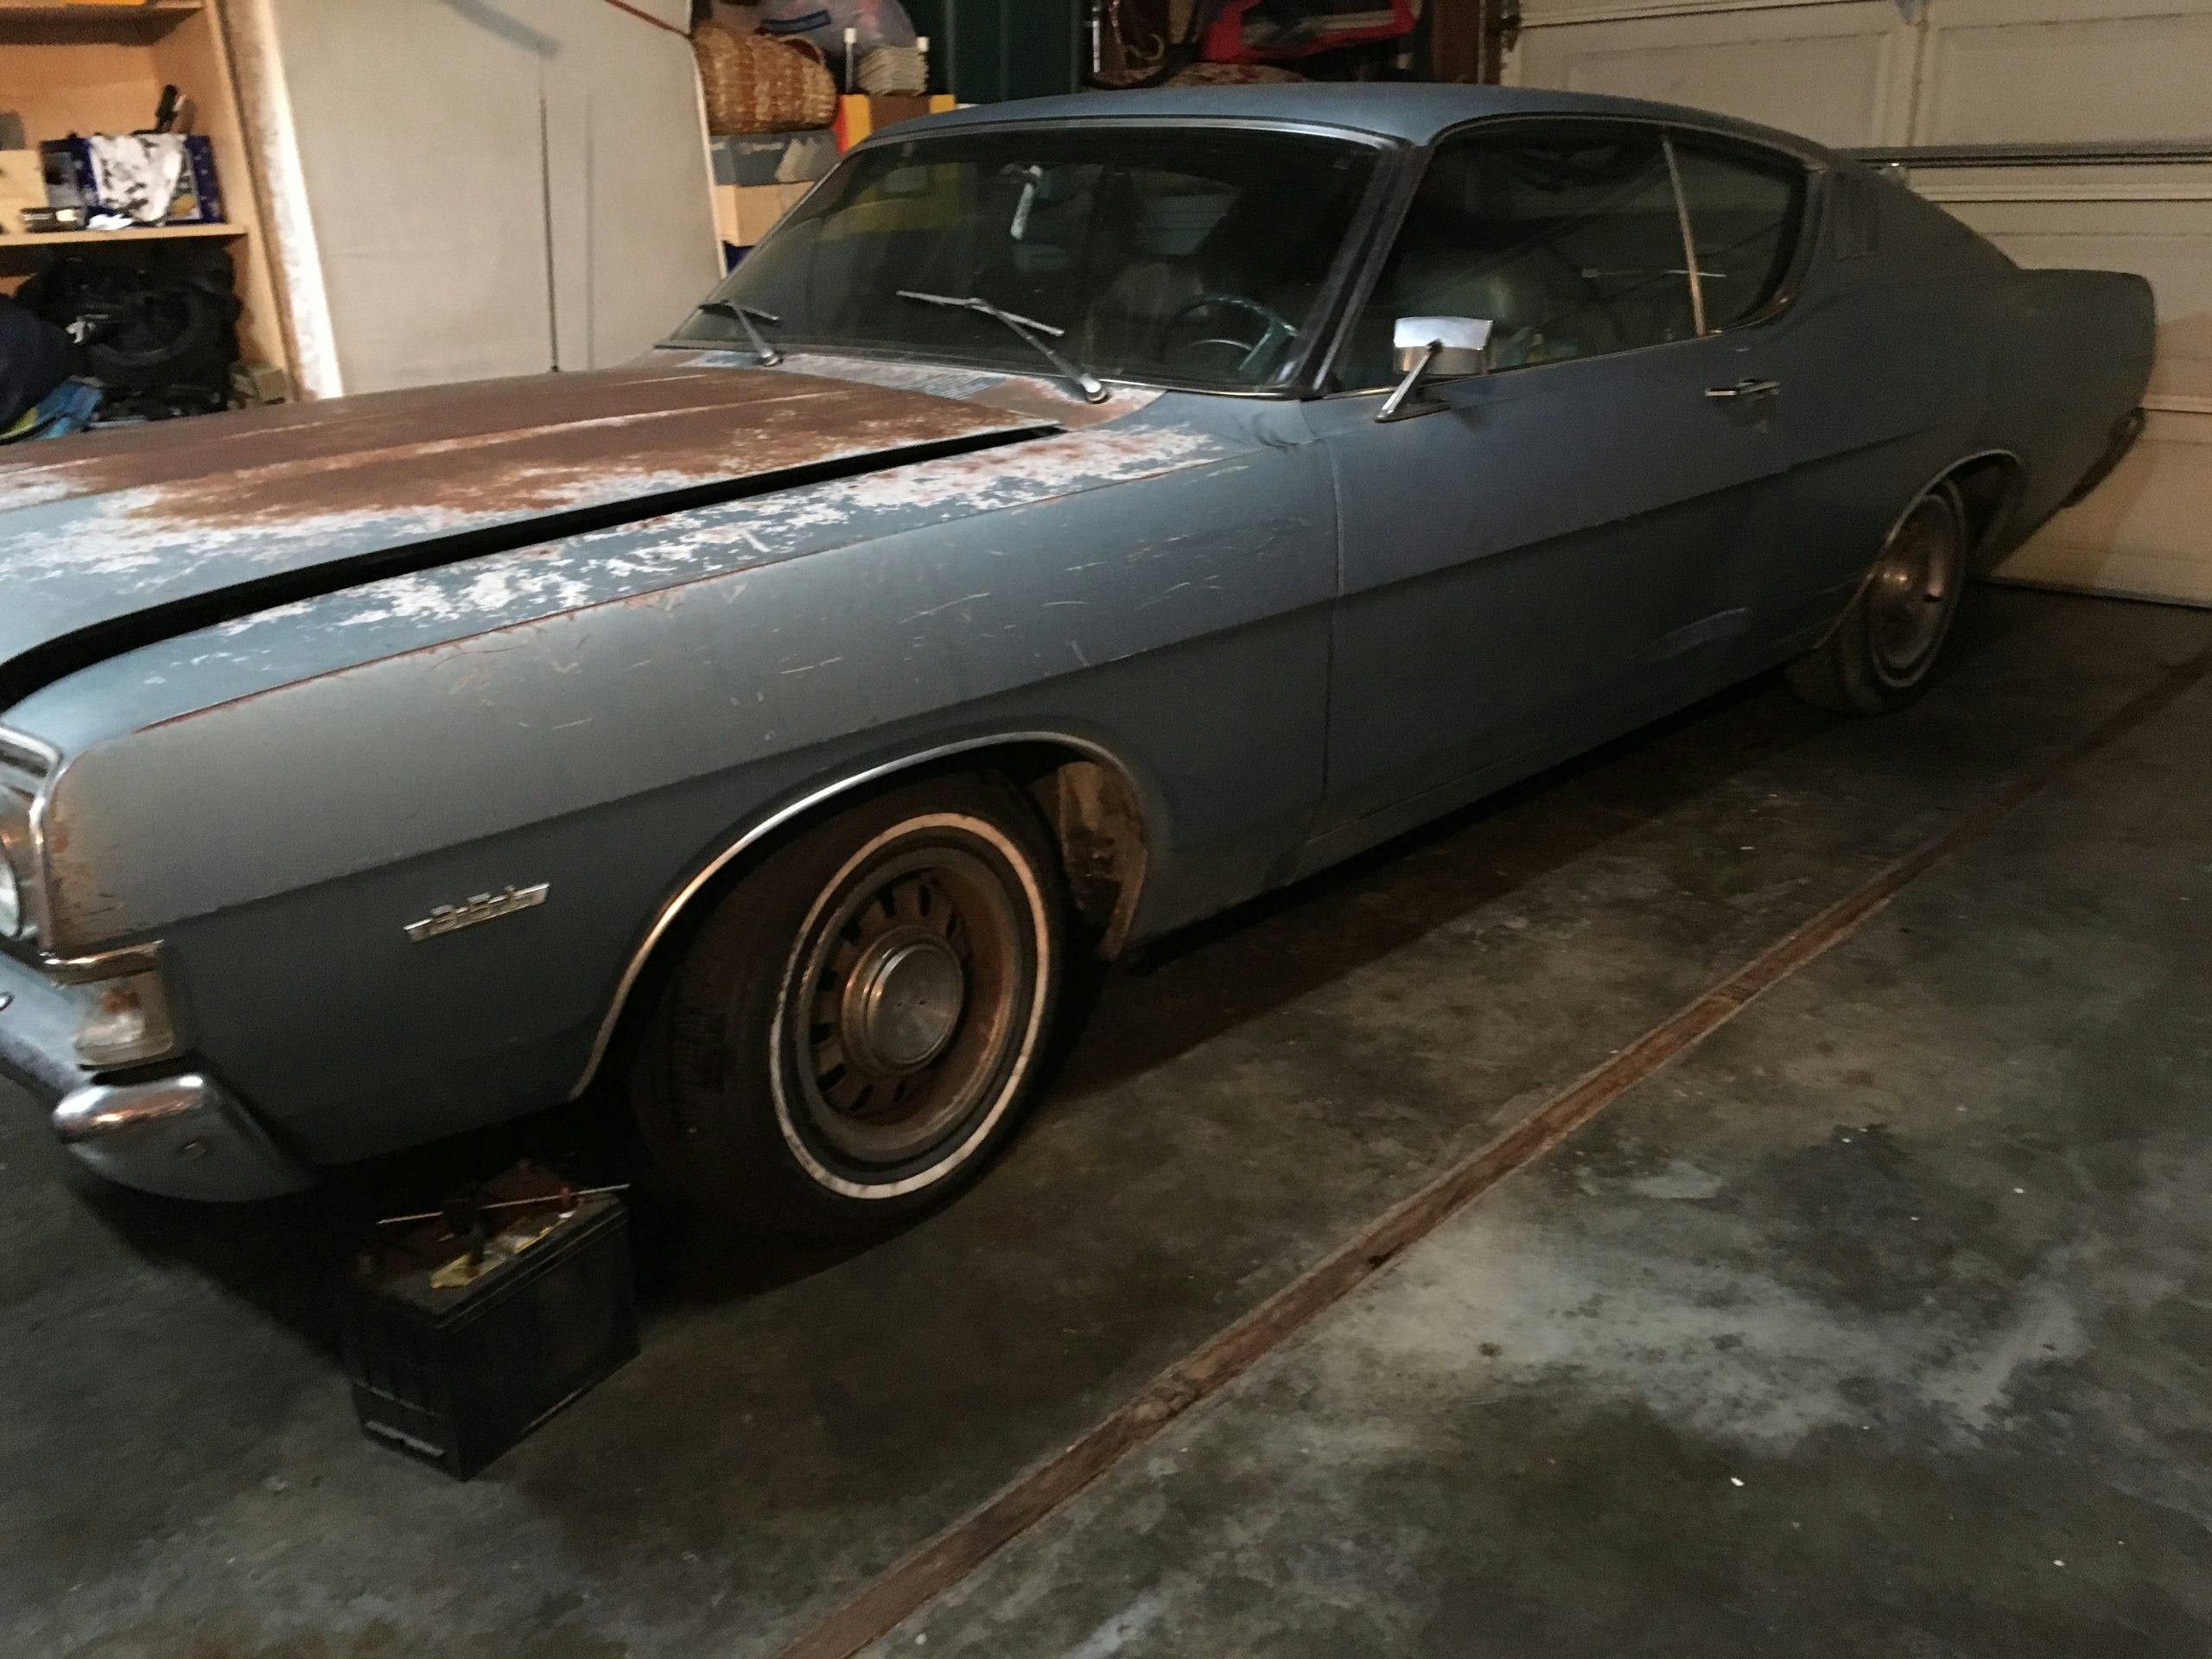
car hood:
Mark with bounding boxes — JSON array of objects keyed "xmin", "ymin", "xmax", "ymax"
[{"xmin": 0, "ymin": 359, "xmax": 1052, "ymax": 707}]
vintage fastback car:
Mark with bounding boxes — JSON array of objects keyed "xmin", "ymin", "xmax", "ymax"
[{"xmin": 0, "ymin": 86, "xmax": 2151, "ymax": 1236}]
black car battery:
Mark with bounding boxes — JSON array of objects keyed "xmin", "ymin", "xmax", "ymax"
[{"xmin": 343, "ymin": 1167, "xmax": 639, "ymax": 1478}]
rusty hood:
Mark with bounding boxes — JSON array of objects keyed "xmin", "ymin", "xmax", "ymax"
[{"xmin": 0, "ymin": 360, "xmax": 1052, "ymax": 705}]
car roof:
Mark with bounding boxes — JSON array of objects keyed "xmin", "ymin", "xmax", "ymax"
[{"xmin": 885, "ymin": 83, "xmax": 1836, "ymax": 161}]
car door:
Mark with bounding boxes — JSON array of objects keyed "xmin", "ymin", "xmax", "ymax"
[
  {"xmin": 1301, "ymin": 119, "xmax": 1791, "ymax": 855},
  {"xmin": 1662, "ymin": 130, "xmax": 1855, "ymax": 653}
]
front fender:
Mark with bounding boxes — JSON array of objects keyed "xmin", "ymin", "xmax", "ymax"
[{"xmin": 43, "ymin": 404, "xmax": 1337, "ymax": 1164}]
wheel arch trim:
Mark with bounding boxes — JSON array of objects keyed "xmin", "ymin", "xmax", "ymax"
[
  {"xmin": 1942, "ymin": 446, "xmax": 2029, "ymax": 559},
  {"xmin": 1823, "ymin": 447, "xmax": 2023, "ymax": 642},
  {"xmin": 567, "ymin": 728, "xmax": 1154, "ymax": 1100}
]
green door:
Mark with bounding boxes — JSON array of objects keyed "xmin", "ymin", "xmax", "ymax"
[{"xmin": 900, "ymin": 0, "xmax": 1083, "ymax": 102}]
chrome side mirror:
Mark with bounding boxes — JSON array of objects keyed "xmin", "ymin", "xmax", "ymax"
[{"xmin": 1377, "ymin": 315, "xmax": 1493, "ymax": 424}]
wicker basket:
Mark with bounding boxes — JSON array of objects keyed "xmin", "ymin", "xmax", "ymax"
[
  {"xmin": 695, "ymin": 23, "xmax": 838, "ymax": 136},
  {"xmin": 858, "ymin": 45, "xmax": 928, "ymax": 98}
]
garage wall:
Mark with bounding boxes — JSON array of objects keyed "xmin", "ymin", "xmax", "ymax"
[
  {"xmin": 1507, "ymin": 0, "xmax": 2212, "ymax": 606},
  {"xmin": 229, "ymin": 0, "xmax": 721, "ymax": 397}
]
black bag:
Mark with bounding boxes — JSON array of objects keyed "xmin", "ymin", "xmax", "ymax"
[
  {"xmin": 18, "ymin": 245, "xmax": 241, "ymax": 421},
  {"xmin": 0, "ymin": 294, "xmax": 74, "ymax": 429}
]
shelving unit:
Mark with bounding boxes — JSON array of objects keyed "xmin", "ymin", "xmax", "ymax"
[
  {"xmin": 0, "ymin": 2, "xmax": 206, "ymax": 40},
  {"xmin": 0, "ymin": 0, "xmax": 296, "ymax": 391},
  {"xmin": 0, "ymin": 221, "xmax": 244, "ymax": 251}
]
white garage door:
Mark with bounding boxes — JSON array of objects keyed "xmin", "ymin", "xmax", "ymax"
[{"xmin": 1506, "ymin": 0, "xmax": 2212, "ymax": 606}]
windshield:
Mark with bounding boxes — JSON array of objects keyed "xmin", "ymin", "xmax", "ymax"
[{"xmin": 670, "ymin": 124, "xmax": 1385, "ymax": 392}]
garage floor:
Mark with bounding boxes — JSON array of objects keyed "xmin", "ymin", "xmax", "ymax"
[{"xmin": 5, "ymin": 588, "xmax": 2208, "ymax": 1659}]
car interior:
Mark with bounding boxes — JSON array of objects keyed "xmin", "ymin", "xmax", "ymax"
[
  {"xmin": 696, "ymin": 130, "xmax": 1379, "ymax": 388},
  {"xmin": 1342, "ymin": 125, "xmax": 1700, "ymax": 386},
  {"xmin": 701, "ymin": 120, "xmax": 1804, "ymax": 397}
]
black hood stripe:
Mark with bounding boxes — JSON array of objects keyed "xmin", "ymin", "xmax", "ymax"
[{"xmin": 0, "ymin": 424, "xmax": 1053, "ymax": 709}]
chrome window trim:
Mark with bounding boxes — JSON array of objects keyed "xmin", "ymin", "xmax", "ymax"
[
  {"xmin": 1316, "ymin": 112, "xmax": 1829, "ymax": 395},
  {"xmin": 569, "ymin": 728, "xmax": 1154, "ymax": 1100},
  {"xmin": 671, "ymin": 116, "xmax": 1411, "ymax": 404},
  {"xmin": 847, "ymin": 111, "xmax": 1412, "ymax": 153},
  {"xmin": 1662, "ymin": 137, "xmax": 1709, "ymax": 338},
  {"xmin": 1660, "ymin": 124, "xmax": 1827, "ymax": 339},
  {"xmin": 652, "ymin": 340, "xmax": 1305, "ymax": 404}
]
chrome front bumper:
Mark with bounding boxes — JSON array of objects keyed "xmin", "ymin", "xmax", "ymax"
[{"xmin": 0, "ymin": 952, "xmax": 312, "ymax": 1201}]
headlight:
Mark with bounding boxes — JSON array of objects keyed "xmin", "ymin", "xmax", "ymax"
[
  {"xmin": 73, "ymin": 967, "xmax": 181, "ymax": 1068},
  {"xmin": 0, "ymin": 786, "xmax": 33, "ymax": 940}
]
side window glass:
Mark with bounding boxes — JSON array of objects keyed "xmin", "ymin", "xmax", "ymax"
[
  {"xmin": 1340, "ymin": 123, "xmax": 1696, "ymax": 389},
  {"xmin": 1670, "ymin": 137, "xmax": 1808, "ymax": 329}
]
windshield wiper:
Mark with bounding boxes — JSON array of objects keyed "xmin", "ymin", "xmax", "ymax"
[
  {"xmin": 697, "ymin": 300, "xmax": 784, "ymax": 367},
  {"xmin": 896, "ymin": 289, "xmax": 1107, "ymax": 404}
]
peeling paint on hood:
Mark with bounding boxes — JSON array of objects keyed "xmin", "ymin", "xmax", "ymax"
[
  {"xmin": 6, "ymin": 410, "xmax": 1251, "ymax": 745},
  {"xmin": 0, "ymin": 359, "xmax": 1048, "ymax": 701}
]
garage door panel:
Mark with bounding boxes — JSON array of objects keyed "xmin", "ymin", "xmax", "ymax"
[
  {"xmin": 1933, "ymin": 188, "xmax": 2212, "ymax": 403},
  {"xmin": 1929, "ymin": 185, "xmax": 2212, "ymax": 601},
  {"xmin": 1920, "ymin": 0, "xmax": 2212, "ymax": 146},
  {"xmin": 1993, "ymin": 408, "xmax": 2212, "ymax": 605},
  {"xmin": 1510, "ymin": 3, "xmax": 1917, "ymax": 148}
]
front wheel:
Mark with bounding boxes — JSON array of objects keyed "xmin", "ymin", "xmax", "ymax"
[
  {"xmin": 631, "ymin": 775, "xmax": 1064, "ymax": 1240},
  {"xmin": 1788, "ymin": 479, "xmax": 1968, "ymax": 715}
]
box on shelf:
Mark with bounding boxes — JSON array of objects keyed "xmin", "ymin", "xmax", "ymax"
[
  {"xmin": 710, "ymin": 130, "xmax": 842, "ymax": 188},
  {"xmin": 0, "ymin": 150, "xmax": 44, "ymax": 237},
  {"xmin": 40, "ymin": 134, "xmax": 224, "ymax": 226},
  {"xmin": 712, "ymin": 180, "xmax": 812, "ymax": 250},
  {"xmin": 833, "ymin": 92, "xmax": 955, "ymax": 150}
]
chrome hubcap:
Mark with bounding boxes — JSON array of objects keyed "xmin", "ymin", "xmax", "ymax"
[
  {"xmin": 785, "ymin": 843, "xmax": 1030, "ymax": 1170},
  {"xmin": 1867, "ymin": 497, "xmax": 1961, "ymax": 686},
  {"xmin": 842, "ymin": 929, "xmax": 968, "ymax": 1074}
]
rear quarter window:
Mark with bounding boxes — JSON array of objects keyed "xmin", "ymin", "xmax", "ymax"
[{"xmin": 1669, "ymin": 136, "xmax": 1808, "ymax": 328}]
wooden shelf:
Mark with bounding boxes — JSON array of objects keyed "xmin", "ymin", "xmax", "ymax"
[
  {"xmin": 0, "ymin": 3, "xmax": 203, "ymax": 41},
  {"xmin": 0, "ymin": 222, "xmax": 243, "ymax": 249},
  {"xmin": 0, "ymin": 0, "xmax": 298, "ymax": 387}
]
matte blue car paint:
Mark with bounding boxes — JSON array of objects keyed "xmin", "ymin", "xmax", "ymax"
[{"xmin": 0, "ymin": 85, "xmax": 2156, "ymax": 1188}]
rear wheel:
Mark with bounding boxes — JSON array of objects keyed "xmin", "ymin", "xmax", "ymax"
[
  {"xmin": 632, "ymin": 776, "xmax": 1064, "ymax": 1240},
  {"xmin": 1788, "ymin": 480, "xmax": 1967, "ymax": 715}
]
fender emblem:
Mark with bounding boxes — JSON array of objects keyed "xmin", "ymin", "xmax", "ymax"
[{"xmin": 404, "ymin": 883, "xmax": 550, "ymax": 943}]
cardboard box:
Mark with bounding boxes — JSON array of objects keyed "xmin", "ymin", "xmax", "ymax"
[
  {"xmin": 710, "ymin": 132, "xmax": 842, "ymax": 188},
  {"xmin": 40, "ymin": 135, "xmax": 225, "ymax": 225},
  {"xmin": 712, "ymin": 181, "xmax": 812, "ymax": 249},
  {"xmin": 833, "ymin": 92, "xmax": 956, "ymax": 151}
]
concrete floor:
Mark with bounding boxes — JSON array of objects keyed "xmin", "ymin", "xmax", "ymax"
[{"xmin": 3, "ymin": 588, "xmax": 2207, "ymax": 1658}]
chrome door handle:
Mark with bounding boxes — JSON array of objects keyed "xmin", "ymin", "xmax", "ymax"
[{"xmin": 1707, "ymin": 378, "xmax": 1780, "ymax": 402}]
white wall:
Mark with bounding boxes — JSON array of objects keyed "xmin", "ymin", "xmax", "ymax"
[{"xmin": 232, "ymin": 0, "xmax": 721, "ymax": 396}]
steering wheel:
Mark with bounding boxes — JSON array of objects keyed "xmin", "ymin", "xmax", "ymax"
[{"xmin": 1160, "ymin": 293, "xmax": 1300, "ymax": 379}]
